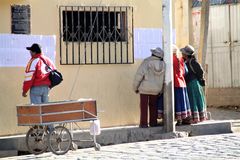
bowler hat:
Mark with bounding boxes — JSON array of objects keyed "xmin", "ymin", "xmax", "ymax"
[
  {"xmin": 151, "ymin": 47, "xmax": 164, "ymax": 58},
  {"xmin": 180, "ymin": 45, "xmax": 195, "ymax": 55},
  {"xmin": 26, "ymin": 43, "xmax": 42, "ymax": 53}
]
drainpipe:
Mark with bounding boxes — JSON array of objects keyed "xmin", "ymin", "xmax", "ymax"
[{"xmin": 162, "ymin": 0, "xmax": 175, "ymax": 132}]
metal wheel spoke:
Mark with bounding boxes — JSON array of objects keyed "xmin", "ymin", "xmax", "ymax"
[
  {"xmin": 48, "ymin": 126, "xmax": 72, "ymax": 155},
  {"xmin": 26, "ymin": 126, "xmax": 48, "ymax": 155}
]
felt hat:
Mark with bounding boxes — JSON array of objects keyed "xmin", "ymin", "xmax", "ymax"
[
  {"xmin": 151, "ymin": 47, "xmax": 164, "ymax": 58},
  {"xmin": 180, "ymin": 44, "xmax": 195, "ymax": 55}
]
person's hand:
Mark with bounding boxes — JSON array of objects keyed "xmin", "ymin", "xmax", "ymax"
[{"xmin": 22, "ymin": 92, "xmax": 27, "ymax": 97}]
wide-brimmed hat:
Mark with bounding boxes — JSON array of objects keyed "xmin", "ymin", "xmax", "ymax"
[
  {"xmin": 151, "ymin": 47, "xmax": 164, "ymax": 58},
  {"xmin": 180, "ymin": 45, "xmax": 195, "ymax": 55},
  {"xmin": 26, "ymin": 43, "xmax": 42, "ymax": 53}
]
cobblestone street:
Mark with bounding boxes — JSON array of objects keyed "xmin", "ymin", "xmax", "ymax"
[{"xmin": 2, "ymin": 133, "xmax": 240, "ymax": 160}]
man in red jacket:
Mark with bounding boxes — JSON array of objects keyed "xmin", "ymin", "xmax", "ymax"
[{"xmin": 22, "ymin": 43, "xmax": 55, "ymax": 104}]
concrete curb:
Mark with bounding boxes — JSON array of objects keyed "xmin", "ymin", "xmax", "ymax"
[{"xmin": 0, "ymin": 120, "xmax": 233, "ymax": 158}]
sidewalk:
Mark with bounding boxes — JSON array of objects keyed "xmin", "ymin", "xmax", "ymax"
[
  {"xmin": 0, "ymin": 120, "xmax": 234, "ymax": 158},
  {"xmin": 2, "ymin": 133, "xmax": 240, "ymax": 160},
  {"xmin": 208, "ymin": 107, "xmax": 240, "ymax": 120}
]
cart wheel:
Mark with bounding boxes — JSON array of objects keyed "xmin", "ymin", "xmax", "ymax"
[
  {"xmin": 94, "ymin": 143, "xmax": 101, "ymax": 151},
  {"xmin": 26, "ymin": 126, "xmax": 48, "ymax": 155},
  {"xmin": 48, "ymin": 126, "xmax": 72, "ymax": 155}
]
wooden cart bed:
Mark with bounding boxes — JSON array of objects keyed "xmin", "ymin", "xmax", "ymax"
[{"xmin": 16, "ymin": 99, "xmax": 97, "ymax": 126}]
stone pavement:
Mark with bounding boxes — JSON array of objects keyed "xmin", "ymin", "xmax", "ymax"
[
  {"xmin": 2, "ymin": 133, "xmax": 240, "ymax": 160},
  {"xmin": 208, "ymin": 107, "xmax": 240, "ymax": 120}
]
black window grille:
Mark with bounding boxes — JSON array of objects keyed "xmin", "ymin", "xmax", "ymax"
[{"xmin": 59, "ymin": 6, "xmax": 134, "ymax": 65}]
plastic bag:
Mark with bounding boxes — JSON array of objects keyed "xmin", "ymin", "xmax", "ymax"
[{"xmin": 90, "ymin": 120, "xmax": 101, "ymax": 135}]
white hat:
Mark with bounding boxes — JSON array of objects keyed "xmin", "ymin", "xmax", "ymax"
[{"xmin": 150, "ymin": 47, "xmax": 164, "ymax": 58}]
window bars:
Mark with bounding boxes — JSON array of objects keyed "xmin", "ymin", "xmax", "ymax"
[{"xmin": 59, "ymin": 6, "xmax": 134, "ymax": 65}]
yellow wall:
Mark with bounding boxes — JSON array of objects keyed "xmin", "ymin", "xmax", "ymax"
[
  {"xmin": 0, "ymin": 0, "xmax": 189, "ymax": 136},
  {"xmin": 133, "ymin": 0, "xmax": 162, "ymax": 28},
  {"xmin": 0, "ymin": 0, "xmax": 167, "ymax": 136}
]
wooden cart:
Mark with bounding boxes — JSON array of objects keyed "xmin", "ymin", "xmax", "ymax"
[{"xmin": 17, "ymin": 99, "xmax": 101, "ymax": 155}]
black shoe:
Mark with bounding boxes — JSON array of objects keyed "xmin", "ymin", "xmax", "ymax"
[
  {"xmin": 149, "ymin": 124, "xmax": 160, "ymax": 127},
  {"xmin": 157, "ymin": 122, "xmax": 164, "ymax": 126},
  {"xmin": 182, "ymin": 117, "xmax": 192, "ymax": 125},
  {"xmin": 182, "ymin": 120, "xmax": 192, "ymax": 125},
  {"xmin": 176, "ymin": 120, "xmax": 182, "ymax": 126},
  {"xmin": 139, "ymin": 125, "xmax": 148, "ymax": 128}
]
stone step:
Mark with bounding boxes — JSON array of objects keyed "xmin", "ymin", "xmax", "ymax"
[
  {"xmin": 231, "ymin": 120, "xmax": 240, "ymax": 133},
  {"xmin": 0, "ymin": 150, "xmax": 18, "ymax": 158}
]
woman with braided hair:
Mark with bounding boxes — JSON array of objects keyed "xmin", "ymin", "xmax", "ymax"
[
  {"xmin": 172, "ymin": 44, "xmax": 192, "ymax": 125},
  {"xmin": 180, "ymin": 44, "xmax": 207, "ymax": 123}
]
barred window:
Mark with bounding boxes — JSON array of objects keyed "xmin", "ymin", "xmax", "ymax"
[{"xmin": 59, "ymin": 6, "xmax": 134, "ymax": 65}]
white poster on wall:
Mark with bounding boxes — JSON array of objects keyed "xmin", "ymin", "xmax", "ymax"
[
  {"xmin": 134, "ymin": 28, "xmax": 176, "ymax": 59},
  {"xmin": 0, "ymin": 34, "xmax": 56, "ymax": 67}
]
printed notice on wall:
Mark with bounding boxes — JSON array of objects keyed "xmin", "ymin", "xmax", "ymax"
[
  {"xmin": 134, "ymin": 28, "xmax": 176, "ymax": 60},
  {"xmin": 0, "ymin": 34, "xmax": 56, "ymax": 67}
]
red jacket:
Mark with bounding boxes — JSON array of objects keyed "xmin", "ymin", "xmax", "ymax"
[
  {"xmin": 173, "ymin": 54, "xmax": 186, "ymax": 87},
  {"xmin": 22, "ymin": 54, "xmax": 56, "ymax": 93}
]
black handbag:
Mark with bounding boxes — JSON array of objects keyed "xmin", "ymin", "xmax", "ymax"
[
  {"xmin": 198, "ymin": 78, "xmax": 206, "ymax": 86},
  {"xmin": 40, "ymin": 57, "xmax": 63, "ymax": 88}
]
